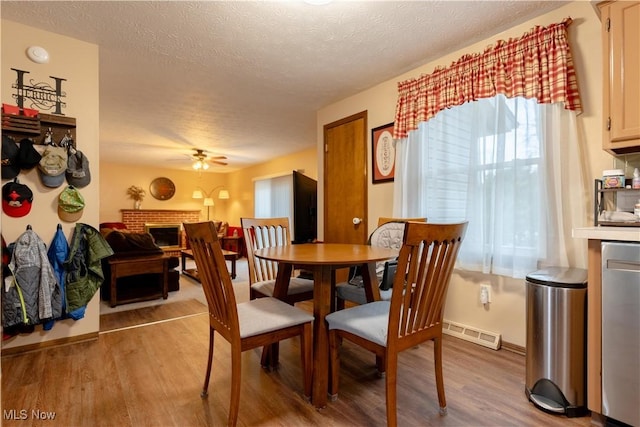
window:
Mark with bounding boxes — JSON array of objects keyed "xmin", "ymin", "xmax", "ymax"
[
  {"xmin": 253, "ymin": 173, "xmax": 293, "ymax": 224},
  {"xmin": 394, "ymin": 95, "xmax": 582, "ymax": 278}
]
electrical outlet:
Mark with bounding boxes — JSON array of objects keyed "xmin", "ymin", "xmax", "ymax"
[{"xmin": 480, "ymin": 284, "xmax": 492, "ymax": 304}]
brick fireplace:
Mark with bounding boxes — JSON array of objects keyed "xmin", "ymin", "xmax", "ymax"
[{"xmin": 121, "ymin": 209, "xmax": 200, "ymax": 255}]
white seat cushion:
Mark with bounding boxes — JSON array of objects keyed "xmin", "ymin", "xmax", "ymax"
[
  {"xmin": 326, "ymin": 301, "xmax": 390, "ymax": 347},
  {"xmin": 251, "ymin": 276, "xmax": 314, "ymax": 296},
  {"xmin": 237, "ymin": 297, "xmax": 314, "ymax": 339}
]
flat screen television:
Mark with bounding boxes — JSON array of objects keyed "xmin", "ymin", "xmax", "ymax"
[{"xmin": 292, "ymin": 170, "xmax": 317, "ymax": 244}]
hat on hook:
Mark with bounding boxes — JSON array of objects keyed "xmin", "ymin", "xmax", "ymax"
[
  {"xmin": 2, "ymin": 178, "xmax": 33, "ymax": 218},
  {"xmin": 1, "ymin": 135, "xmax": 20, "ymax": 179},
  {"xmin": 38, "ymin": 146, "xmax": 67, "ymax": 188},
  {"xmin": 17, "ymin": 138, "xmax": 42, "ymax": 170},
  {"xmin": 58, "ymin": 185, "xmax": 85, "ymax": 222},
  {"xmin": 65, "ymin": 150, "xmax": 91, "ymax": 188}
]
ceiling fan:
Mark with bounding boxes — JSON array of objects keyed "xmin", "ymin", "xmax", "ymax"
[{"xmin": 192, "ymin": 149, "xmax": 227, "ymax": 170}]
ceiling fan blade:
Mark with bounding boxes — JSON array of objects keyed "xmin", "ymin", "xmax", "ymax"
[{"xmin": 211, "ymin": 160, "xmax": 228, "ymax": 166}]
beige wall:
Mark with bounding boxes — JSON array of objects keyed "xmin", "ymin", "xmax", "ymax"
[
  {"xmin": 1, "ymin": 20, "xmax": 100, "ymax": 349},
  {"xmin": 317, "ymin": 1, "xmax": 616, "ymax": 347}
]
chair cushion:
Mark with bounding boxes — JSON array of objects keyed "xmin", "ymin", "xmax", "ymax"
[
  {"xmin": 326, "ymin": 301, "xmax": 390, "ymax": 347},
  {"xmin": 251, "ymin": 277, "xmax": 314, "ymax": 296},
  {"xmin": 237, "ymin": 297, "xmax": 314, "ymax": 338}
]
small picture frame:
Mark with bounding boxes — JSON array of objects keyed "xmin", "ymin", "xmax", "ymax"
[{"xmin": 371, "ymin": 122, "xmax": 395, "ymax": 184}]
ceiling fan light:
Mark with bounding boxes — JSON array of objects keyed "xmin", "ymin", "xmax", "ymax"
[{"xmin": 202, "ymin": 162, "xmax": 209, "ymax": 170}]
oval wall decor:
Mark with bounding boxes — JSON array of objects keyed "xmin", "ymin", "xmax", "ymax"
[{"xmin": 149, "ymin": 177, "xmax": 176, "ymax": 200}]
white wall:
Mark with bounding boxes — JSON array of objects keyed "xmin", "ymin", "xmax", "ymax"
[
  {"xmin": 317, "ymin": 1, "xmax": 615, "ymax": 347},
  {"xmin": 1, "ymin": 20, "xmax": 100, "ymax": 350}
]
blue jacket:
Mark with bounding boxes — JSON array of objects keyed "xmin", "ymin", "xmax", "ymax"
[{"xmin": 43, "ymin": 224, "xmax": 70, "ymax": 329}]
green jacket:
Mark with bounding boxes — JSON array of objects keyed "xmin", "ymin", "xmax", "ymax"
[{"xmin": 64, "ymin": 223, "xmax": 113, "ymax": 313}]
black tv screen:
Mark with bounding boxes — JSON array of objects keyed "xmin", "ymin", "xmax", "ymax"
[{"xmin": 292, "ymin": 170, "xmax": 317, "ymax": 244}]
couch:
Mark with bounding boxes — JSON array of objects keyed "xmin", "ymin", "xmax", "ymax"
[{"xmin": 99, "ymin": 224, "xmax": 180, "ymax": 303}]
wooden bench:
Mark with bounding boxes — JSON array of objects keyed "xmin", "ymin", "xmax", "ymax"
[{"xmin": 107, "ymin": 255, "xmax": 169, "ymax": 307}]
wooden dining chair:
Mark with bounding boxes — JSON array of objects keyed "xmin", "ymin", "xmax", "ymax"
[
  {"xmin": 241, "ymin": 217, "xmax": 314, "ymax": 304},
  {"xmin": 183, "ymin": 222, "xmax": 313, "ymax": 427},
  {"xmin": 335, "ymin": 217, "xmax": 427, "ymax": 310},
  {"xmin": 326, "ymin": 221, "xmax": 468, "ymax": 427}
]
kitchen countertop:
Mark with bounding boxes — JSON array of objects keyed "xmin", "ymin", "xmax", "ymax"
[{"xmin": 573, "ymin": 226, "xmax": 640, "ymax": 242}]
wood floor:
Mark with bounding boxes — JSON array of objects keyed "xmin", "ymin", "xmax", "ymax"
[{"xmin": 2, "ymin": 301, "xmax": 593, "ymax": 427}]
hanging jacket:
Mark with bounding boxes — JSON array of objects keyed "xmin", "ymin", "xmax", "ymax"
[
  {"xmin": 64, "ymin": 223, "xmax": 113, "ymax": 316},
  {"xmin": 3, "ymin": 228, "xmax": 62, "ymax": 328},
  {"xmin": 43, "ymin": 224, "xmax": 70, "ymax": 330}
]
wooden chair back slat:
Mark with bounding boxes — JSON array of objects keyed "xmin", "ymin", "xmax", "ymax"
[
  {"xmin": 184, "ymin": 222, "xmax": 239, "ymax": 339},
  {"xmin": 242, "ymin": 217, "xmax": 292, "ymax": 285},
  {"xmin": 389, "ymin": 222, "xmax": 468, "ymax": 344}
]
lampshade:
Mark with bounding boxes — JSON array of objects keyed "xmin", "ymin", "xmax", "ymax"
[
  {"xmin": 203, "ymin": 197, "xmax": 214, "ymax": 207},
  {"xmin": 192, "ymin": 190, "xmax": 204, "ymax": 199},
  {"xmin": 218, "ymin": 189, "xmax": 230, "ymax": 199}
]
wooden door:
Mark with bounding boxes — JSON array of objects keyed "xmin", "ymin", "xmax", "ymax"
[{"xmin": 323, "ymin": 111, "xmax": 368, "ymax": 245}]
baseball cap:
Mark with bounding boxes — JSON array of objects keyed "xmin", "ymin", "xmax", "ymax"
[
  {"xmin": 1, "ymin": 135, "xmax": 20, "ymax": 179},
  {"xmin": 58, "ymin": 185, "xmax": 85, "ymax": 222},
  {"xmin": 38, "ymin": 146, "xmax": 67, "ymax": 188},
  {"xmin": 65, "ymin": 150, "xmax": 91, "ymax": 188},
  {"xmin": 17, "ymin": 138, "xmax": 42, "ymax": 170},
  {"xmin": 2, "ymin": 178, "xmax": 33, "ymax": 218}
]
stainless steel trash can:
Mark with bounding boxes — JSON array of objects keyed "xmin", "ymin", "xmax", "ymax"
[{"xmin": 525, "ymin": 267, "xmax": 587, "ymax": 418}]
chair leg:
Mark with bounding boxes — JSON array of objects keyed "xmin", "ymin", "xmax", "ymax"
[
  {"xmin": 300, "ymin": 323, "xmax": 313, "ymax": 400},
  {"xmin": 376, "ymin": 355, "xmax": 386, "ymax": 377},
  {"xmin": 228, "ymin": 345, "xmax": 242, "ymax": 427},
  {"xmin": 384, "ymin": 351, "xmax": 399, "ymax": 427},
  {"xmin": 434, "ymin": 336, "xmax": 447, "ymax": 415},
  {"xmin": 328, "ymin": 330, "xmax": 341, "ymax": 400},
  {"xmin": 201, "ymin": 328, "xmax": 215, "ymax": 398}
]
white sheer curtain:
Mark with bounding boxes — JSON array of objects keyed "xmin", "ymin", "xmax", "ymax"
[
  {"xmin": 393, "ymin": 95, "xmax": 584, "ymax": 278},
  {"xmin": 254, "ymin": 173, "xmax": 293, "ymax": 221}
]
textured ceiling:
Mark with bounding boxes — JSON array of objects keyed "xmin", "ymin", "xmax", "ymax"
[{"xmin": 1, "ymin": 1, "xmax": 568, "ymax": 172}]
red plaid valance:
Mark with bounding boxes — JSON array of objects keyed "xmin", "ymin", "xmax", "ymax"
[{"xmin": 393, "ymin": 18, "xmax": 581, "ymax": 139}]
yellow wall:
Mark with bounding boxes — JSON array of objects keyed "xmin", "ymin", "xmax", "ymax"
[
  {"xmin": 1, "ymin": 20, "xmax": 100, "ymax": 349},
  {"xmin": 99, "ymin": 163, "xmax": 229, "ymax": 223},
  {"xmin": 317, "ymin": 1, "xmax": 615, "ymax": 347},
  {"xmin": 99, "ymin": 146, "xmax": 317, "ymax": 227}
]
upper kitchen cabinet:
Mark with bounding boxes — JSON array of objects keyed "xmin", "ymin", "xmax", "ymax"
[{"xmin": 599, "ymin": 1, "xmax": 640, "ymax": 155}]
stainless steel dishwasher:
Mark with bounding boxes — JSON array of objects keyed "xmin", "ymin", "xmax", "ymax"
[{"xmin": 601, "ymin": 241, "xmax": 640, "ymax": 427}]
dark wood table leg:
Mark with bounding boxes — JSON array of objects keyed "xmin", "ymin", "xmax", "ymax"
[{"xmin": 311, "ymin": 265, "xmax": 332, "ymax": 409}]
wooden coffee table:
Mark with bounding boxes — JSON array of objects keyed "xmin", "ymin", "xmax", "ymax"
[{"xmin": 181, "ymin": 248, "xmax": 238, "ymax": 280}]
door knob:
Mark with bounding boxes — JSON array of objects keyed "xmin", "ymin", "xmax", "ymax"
[{"xmin": 352, "ymin": 217, "xmax": 362, "ymax": 225}]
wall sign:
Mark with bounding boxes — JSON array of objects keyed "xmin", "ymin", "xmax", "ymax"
[
  {"xmin": 372, "ymin": 122, "xmax": 395, "ymax": 184},
  {"xmin": 11, "ymin": 68, "xmax": 67, "ymax": 115}
]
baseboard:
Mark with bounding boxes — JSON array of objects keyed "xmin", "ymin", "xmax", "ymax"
[
  {"xmin": 1, "ymin": 332, "xmax": 98, "ymax": 356},
  {"xmin": 500, "ymin": 341, "xmax": 525, "ymax": 355}
]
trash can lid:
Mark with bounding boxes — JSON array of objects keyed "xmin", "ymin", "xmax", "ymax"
[{"xmin": 525, "ymin": 267, "xmax": 587, "ymax": 288}]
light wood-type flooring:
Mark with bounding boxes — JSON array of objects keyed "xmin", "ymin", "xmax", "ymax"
[{"xmin": 2, "ymin": 298, "xmax": 593, "ymax": 427}]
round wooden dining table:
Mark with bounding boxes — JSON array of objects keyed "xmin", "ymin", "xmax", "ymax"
[{"xmin": 254, "ymin": 243, "xmax": 398, "ymax": 408}]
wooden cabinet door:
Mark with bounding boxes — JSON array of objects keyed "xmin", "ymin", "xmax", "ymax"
[{"xmin": 601, "ymin": 0, "xmax": 640, "ymax": 154}]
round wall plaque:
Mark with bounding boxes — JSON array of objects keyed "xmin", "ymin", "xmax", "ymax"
[{"xmin": 149, "ymin": 177, "xmax": 176, "ymax": 200}]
